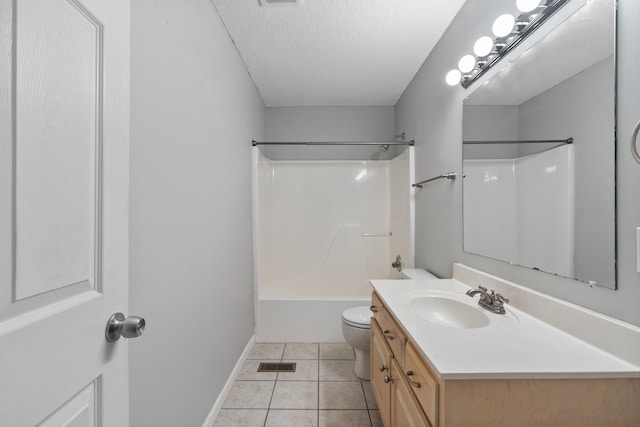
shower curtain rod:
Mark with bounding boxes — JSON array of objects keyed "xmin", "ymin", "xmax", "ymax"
[
  {"xmin": 252, "ymin": 140, "xmax": 415, "ymax": 146},
  {"xmin": 463, "ymin": 138, "xmax": 573, "ymax": 145}
]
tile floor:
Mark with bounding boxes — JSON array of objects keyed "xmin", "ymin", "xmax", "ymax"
[{"xmin": 214, "ymin": 342, "xmax": 382, "ymax": 427}]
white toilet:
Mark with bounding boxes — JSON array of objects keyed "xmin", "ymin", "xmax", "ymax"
[
  {"xmin": 341, "ymin": 268, "xmax": 437, "ymax": 380},
  {"xmin": 341, "ymin": 306, "xmax": 373, "ymax": 379}
]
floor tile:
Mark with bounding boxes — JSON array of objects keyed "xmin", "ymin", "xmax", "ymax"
[
  {"xmin": 265, "ymin": 409, "xmax": 318, "ymax": 427},
  {"xmin": 319, "ymin": 381, "xmax": 367, "ymax": 410},
  {"xmin": 237, "ymin": 359, "xmax": 279, "ymax": 381},
  {"xmin": 319, "ymin": 342, "xmax": 354, "ymax": 360},
  {"xmin": 223, "ymin": 381, "xmax": 275, "ymax": 409},
  {"xmin": 249, "ymin": 342, "xmax": 286, "ymax": 360},
  {"xmin": 214, "ymin": 342, "xmax": 386, "ymax": 426},
  {"xmin": 278, "ymin": 359, "xmax": 318, "ymax": 381},
  {"xmin": 270, "ymin": 381, "xmax": 318, "ymax": 409},
  {"xmin": 319, "ymin": 410, "xmax": 372, "ymax": 427},
  {"xmin": 213, "ymin": 409, "xmax": 267, "ymax": 427},
  {"xmin": 369, "ymin": 410, "xmax": 383, "ymax": 427},
  {"xmin": 319, "ymin": 359, "xmax": 359, "ymax": 381},
  {"xmin": 283, "ymin": 343, "xmax": 319, "ymax": 360},
  {"xmin": 362, "ymin": 381, "xmax": 377, "ymax": 410}
]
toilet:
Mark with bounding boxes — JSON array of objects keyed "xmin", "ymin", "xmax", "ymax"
[
  {"xmin": 341, "ymin": 268, "xmax": 438, "ymax": 380},
  {"xmin": 341, "ymin": 306, "xmax": 373, "ymax": 379}
]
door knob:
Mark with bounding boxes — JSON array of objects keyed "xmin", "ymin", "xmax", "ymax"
[{"xmin": 105, "ymin": 313, "xmax": 146, "ymax": 342}]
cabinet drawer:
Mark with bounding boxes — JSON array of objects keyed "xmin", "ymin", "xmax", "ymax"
[
  {"xmin": 370, "ymin": 292, "xmax": 383, "ymax": 322},
  {"xmin": 405, "ymin": 342, "xmax": 439, "ymax": 427},
  {"xmin": 379, "ymin": 306, "xmax": 406, "ymax": 364},
  {"xmin": 391, "ymin": 358, "xmax": 432, "ymax": 427}
]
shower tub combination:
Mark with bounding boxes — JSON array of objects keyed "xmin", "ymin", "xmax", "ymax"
[{"xmin": 252, "ymin": 145, "xmax": 415, "ymax": 342}]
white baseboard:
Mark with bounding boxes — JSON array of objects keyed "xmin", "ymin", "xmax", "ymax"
[{"xmin": 202, "ymin": 335, "xmax": 256, "ymax": 427}]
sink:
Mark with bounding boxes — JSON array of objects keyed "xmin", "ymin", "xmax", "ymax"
[{"xmin": 408, "ymin": 293, "xmax": 490, "ymax": 329}]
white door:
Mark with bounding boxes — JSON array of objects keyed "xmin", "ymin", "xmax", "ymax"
[{"xmin": 0, "ymin": 0, "xmax": 131, "ymax": 425}]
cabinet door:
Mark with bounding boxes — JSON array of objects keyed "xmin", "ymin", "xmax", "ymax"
[
  {"xmin": 371, "ymin": 320, "xmax": 392, "ymax": 427},
  {"xmin": 391, "ymin": 358, "xmax": 431, "ymax": 427}
]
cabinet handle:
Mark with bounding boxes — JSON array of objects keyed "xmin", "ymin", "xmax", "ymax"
[
  {"xmin": 370, "ymin": 305, "xmax": 378, "ymax": 313},
  {"xmin": 405, "ymin": 370, "xmax": 421, "ymax": 388},
  {"xmin": 378, "ymin": 364, "xmax": 388, "ymax": 372},
  {"xmin": 383, "ymin": 330, "xmax": 393, "ymax": 340},
  {"xmin": 384, "ymin": 375, "xmax": 394, "ymax": 384}
]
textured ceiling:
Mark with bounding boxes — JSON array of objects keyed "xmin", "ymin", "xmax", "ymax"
[{"xmin": 211, "ymin": 0, "xmax": 466, "ymax": 107}]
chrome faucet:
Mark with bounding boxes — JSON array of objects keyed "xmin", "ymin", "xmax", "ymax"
[
  {"xmin": 391, "ymin": 255, "xmax": 403, "ymax": 272},
  {"xmin": 465, "ymin": 285, "xmax": 509, "ymax": 314}
]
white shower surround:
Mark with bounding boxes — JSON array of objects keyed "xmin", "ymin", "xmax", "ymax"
[
  {"xmin": 253, "ymin": 147, "xmax": 414, "ymax": 341},
  {"xmin": 463, "ymin": 145, "xmax": 575, "ymax": 278}
]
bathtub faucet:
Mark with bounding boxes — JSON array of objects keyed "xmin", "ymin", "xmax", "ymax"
[{"xmin": 391, "ymin": 255, "xmax": 403, "ymax": 272}]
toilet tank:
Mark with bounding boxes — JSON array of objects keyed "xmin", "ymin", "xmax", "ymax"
[{"xmin": 401, "ymin": 268, "xmax": 437, "ymax": 280}]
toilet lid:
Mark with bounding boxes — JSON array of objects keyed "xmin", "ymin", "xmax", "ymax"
[{"xmin": 342, "ymin": 306, "xmax": 371, "ymax": 327}]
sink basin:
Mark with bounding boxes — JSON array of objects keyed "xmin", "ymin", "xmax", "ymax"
[{"xmin": 408, "ymin": 293, "xmax": 490, "ymax": 329}]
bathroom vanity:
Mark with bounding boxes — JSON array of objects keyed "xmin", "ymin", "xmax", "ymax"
[{"xmin": 369, "ymin": 264, "xmax": 640, "ymax": 426}]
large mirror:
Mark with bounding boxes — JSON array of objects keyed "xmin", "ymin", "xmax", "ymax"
[{"xmin": 462, "ymin": 0, "xmax": 616, "ymax": 288}]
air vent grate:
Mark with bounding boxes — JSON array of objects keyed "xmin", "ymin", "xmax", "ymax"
[
  {"xmin": 257, "ymin": 362, "xmax": 297, "ymax": 372},
  {"xmin": 258, "ymin": 0, "xmax": 300, "ymax": 7}
]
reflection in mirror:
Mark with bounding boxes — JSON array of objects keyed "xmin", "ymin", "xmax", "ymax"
[{"xmin": 462, "ymin": 0, "xmax": 616, "ymax": 288}]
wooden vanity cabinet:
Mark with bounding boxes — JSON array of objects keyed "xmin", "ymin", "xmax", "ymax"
[
  {"xmin": 371, "ymin": 292, "xmax": 436, "ymax": 427},
  {"xmin": 371, "ymin": 291, "xmax": 640, "ymax": 427}
]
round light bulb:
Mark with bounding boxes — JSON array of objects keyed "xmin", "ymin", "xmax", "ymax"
[
  {"xmin": 473, "ymin": 36, "xmax": 494, "ymax": 57},
  {"xmin": 458, "ymin": 55, "xmax": 476, "ymax": 73},
  {"xmin": 445, "ymin": 69, "xmax": 461, "ymax": 86},
  {"xmin": 492, "ymin": 14, "xmax": 515, "ymax": 37},
  {"xmin": 517, "ymin": 0, "xmax": 542, "ymax": 13}
]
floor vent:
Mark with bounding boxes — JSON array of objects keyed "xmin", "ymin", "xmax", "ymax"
[
  {"xmin": 258, "ymin": 0, "xmax": 300, "ymax": 7},
  {"xmin": 257, "ymin": 362, "xmax": 296, "ymax": 373}
]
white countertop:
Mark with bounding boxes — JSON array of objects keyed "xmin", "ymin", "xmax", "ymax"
[{"xmin": 371, "ymin": 278, "xmax": 640, "ymax": 380}]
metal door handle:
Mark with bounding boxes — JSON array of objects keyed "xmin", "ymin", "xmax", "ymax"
[
  {"xmin": 105, "ymin": 313, "xmax": 146, "ymax": 342},
  {"xmin": 631, "ymin": 118, "xmax": 640, "ymax": 165}
]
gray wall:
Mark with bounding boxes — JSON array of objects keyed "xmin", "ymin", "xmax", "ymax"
[
  {"xmin": 518, "ymin": 57, "xmax": 615, "ymax": 286},
  {"xmin": 396, "ymin": 0, "xmax": 640, "ymax": 326},
  {"xmin": 129, "ymin": 1, "xmax": 265, "ymax": 426},
  {"xmin": 263, "ymin": 106, "xmax": 397, "ymax": 160},
  {"xmin": 463, "ymin": 105, "xmax": 519, "ymax": 159}
]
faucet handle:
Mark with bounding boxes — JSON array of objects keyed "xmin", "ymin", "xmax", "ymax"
[
  {"xmin": 494, "ymin": 293, "xmax": 509, "ymax": 304},
  {"xmin": 478, "ymin": 285, "xmax": 488, "ymax": 292}
]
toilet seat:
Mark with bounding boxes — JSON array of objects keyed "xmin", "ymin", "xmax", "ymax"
[{"xmin": 342, "ymin": 306, "xmax": 371, "ymax": 329}]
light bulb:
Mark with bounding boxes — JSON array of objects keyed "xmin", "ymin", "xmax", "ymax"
[
  {"xmin": 517, "ymin": 0, "xmax": 542, "ymax": 13},
  {"xmin": 492, "ymin": 14, "xmax": 515, "ymax": 37},
  {"xmin": 473, "ymin": 36, "xmax": 494, "ymax": 57},
  {"xmin": 445, "ymin": 69, "xmax": 461, "ymax": 86},
  {"xmin": 458, "ymin": 55, "xmax": 476, "ymax": 73}
]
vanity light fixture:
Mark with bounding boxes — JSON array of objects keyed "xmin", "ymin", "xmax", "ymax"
[
  {"xmin": 446, "ymin": 0, "xmax": 569, "ymax": 89},
  {"xmin": 473, "ymin": 36, "xmax": 494, "ymax": 57},
  {"xmin": 517, "ymin": 0, "xmax": 543, "ymax": 12},
  {"xmin": 446, "ymin": 69, "xmax": 462, "ymax": 86},
  {"xmin": 492, "ymin": 14, "xmax": 516, "ymax": 37},
  {"xmin": 458, "ymin": 55, "xmax": 476, "ymax": 73}
]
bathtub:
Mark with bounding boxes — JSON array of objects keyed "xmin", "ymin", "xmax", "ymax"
[
  {"xmin": 256, "ymin": 280, "xmax": 375, "ymax": 342},
  {"xmin": 254, "ymin": 269, "xmax": 436, "ymax": 342},
  {"xmin": 256, "ymin": 294, "xmax": 372, "ymax": 343},
  {"xmin": 252, "ymin": 147, "xmax": 416, "ymax": 342}
]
